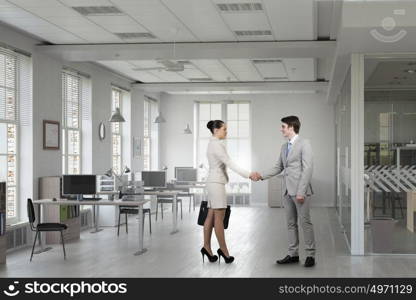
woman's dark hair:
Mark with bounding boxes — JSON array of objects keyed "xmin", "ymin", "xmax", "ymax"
[
  {"xmin": 207, "ymin": 120, "xmax": 224, "ymax": 134},
  {"xmin": 281, "ymin": 115, "xmax": 301, "ymax": 134}
]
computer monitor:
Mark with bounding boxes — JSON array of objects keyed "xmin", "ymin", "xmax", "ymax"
[
  {"xmin": 141, "ymin": 171, "xmax": 166, "ymax": 188},
  {"xmin": 175, "ymin": 167, "xmax": 197, "ymax": 183},
  {"xmin": 62, "ymin": 175, "xmax": 96, "ymax": 200}
]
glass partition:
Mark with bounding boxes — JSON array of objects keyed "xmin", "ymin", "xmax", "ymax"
[
  {"xmin": 336, "ymin": 68, "xmax": 352, "ymax": 245},
  {"xmin": 364, "ymin": 56, "xmax": 416, "ymax": 254}
]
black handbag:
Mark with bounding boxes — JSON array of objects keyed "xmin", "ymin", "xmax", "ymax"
[{"xmin": 197, "ymin": 201, "xmax": 231, "ymax": 229}]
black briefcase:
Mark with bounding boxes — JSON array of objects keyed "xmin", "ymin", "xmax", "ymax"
[
  {"xmin": 197, "ymin": 201, "xmax": 231, "ymax": 229},
  {"xmin": 223, "ymin": 205, "xmax": 231, "ymax": 229},
  {"xmin": 197, "ymin": 201, "xmax": 209, "ymax": 226}
]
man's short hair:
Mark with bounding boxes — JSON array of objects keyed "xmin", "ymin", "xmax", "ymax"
[{"xmin": 281, "ymin": 116, "xmax": 300, "ymax": 134}]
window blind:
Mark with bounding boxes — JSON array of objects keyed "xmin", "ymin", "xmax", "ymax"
[{"xmin": 0, "ymin": 47, "xmax": 32, "ymax": 127}]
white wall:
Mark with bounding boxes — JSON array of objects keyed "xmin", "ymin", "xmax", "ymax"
[{"xmin": 159, "ymin": 93, "xmax": 336, "ymax": 207}]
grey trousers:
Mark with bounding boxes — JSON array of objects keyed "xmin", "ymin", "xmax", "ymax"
[{"xmin": 283, "ymin": 194, "xmax": 316, "ymax": 257}]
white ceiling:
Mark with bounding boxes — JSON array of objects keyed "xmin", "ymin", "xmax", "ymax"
[
  {"xmin": 0, "ymin": 0, "xmax": 336, "ymax": 84},
  {"xmin": 97, "ymin": 58, "xmax": 316, "ymax": 83}
]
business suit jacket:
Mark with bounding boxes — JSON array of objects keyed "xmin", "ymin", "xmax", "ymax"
[
  {"xmin": 206, "ymin": 136, "xmax": 250, "ymax": 184},
  {"xmin": 260, "ymin": 136, "xmax": 313, "ymax": 197}
]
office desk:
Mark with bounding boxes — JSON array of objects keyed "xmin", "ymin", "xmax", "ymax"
[
  {"xmin": 33, "ymin": 198, "xmax": 150, "ymax": 256},
  {"xmin": 171, "ymin": 183, "xmax": 206, "ymax": 211},
  {"xmin": 141, "ymin": 190, "xmax": 182, "ymax": 234}
]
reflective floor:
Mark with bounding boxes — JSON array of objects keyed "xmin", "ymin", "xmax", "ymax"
[{"xmin": 1, "ymin": 206, "xmax": 416, "ymax": 277}]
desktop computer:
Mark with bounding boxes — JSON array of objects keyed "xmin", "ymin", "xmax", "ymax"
[
  {"xmin": 175, "ymin": 167, "xmax": 197, "ymax": 185},
  {"xmin": 141, "ymin": 171, "xmax": 166, "ymax": 190},
  {"xmin": 62, "ymin": 175, "xmax": 98, "ymax": 200}
]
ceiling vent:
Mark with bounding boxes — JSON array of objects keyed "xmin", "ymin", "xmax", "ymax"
[
  {"xmin": 252, "ymin": 59, "xmax": 282, "ymax": 64},
  {"xmin": 115, "ymin": 32, "xmax": 156, "ymax": 39},
  {"xmin": 217, "ymin": 3, "xmax": 263, "ymax": 12},
  {"xmin": 72, "ymin": 6, "xmax": 124, "ymax": 16},
  {"xmin": 234, "ymin": 30, "xmax": 272, "ymax": 36}
]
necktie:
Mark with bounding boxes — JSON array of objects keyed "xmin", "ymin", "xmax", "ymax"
[{"xmin": 286, "ymin": 142, "xmax": 292, "ymax": 158}]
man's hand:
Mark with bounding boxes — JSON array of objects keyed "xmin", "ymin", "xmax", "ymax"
[
  {"xmin": 296, "ymin": 194, "xmax": 305, "ymax": 204},
  {"xmin": 249, "ymin": 172, "xmax": 262, "ymax": 181}
]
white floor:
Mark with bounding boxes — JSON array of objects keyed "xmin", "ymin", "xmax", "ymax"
[{"xmin": 1, "ymin": 205, "xmax": 416, "ymax": 277}]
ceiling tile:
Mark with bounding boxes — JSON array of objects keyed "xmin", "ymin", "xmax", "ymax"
[
  {"xmin": 180, "ymin": 65, "xmax": 208, "ymax": 79},
  {"xmin": 20, "ymin": 6, "xmax": 80, "ymax": 17},
  {"xmin": 129, "ymin": 60, "xmax": 164, "ymax": 68},
  {"xmin": 252, "ymin": 59, "xmax": 287, "ymax": 79},
  {"xmin": 283, "ymin": 58, "xmax": 316, "ymax": 81},
  {"xmin": 191, "ymin": 60, "xmax": 237, "ymax": 81},
  {"xmin": 262, "ymin": 0, "xmax": 315, "ymax": 40},
  {"xmin": 161, "ymin": 0, "xmax": 235, "ymax": 42},
  {"xmin": 60, "ymin": 0, "xmax": 114, "ymax": 6},
  {"xmin": 87, "ymin": 15, "xmax": 147, "ymax": 33},
  {"xmin": 111, "ymin": 0, "xmax": 198, "ymax": 42},
  {"xmin": 221, "ymin": 59, "xmax": 263, "ymax": 81},
  {"xmin": 147, "ymin": 69, "xmax": 189, "ymax": 82},
  {"xmin": 8, "ymin": 0, "xmax": 63, "ymax": 7}
]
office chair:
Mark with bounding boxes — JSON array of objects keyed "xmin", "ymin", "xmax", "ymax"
[
  {"xmin": 155, "ymin": 195, "xmax": 183, "ymax": 221},
  {"xmin": 27, "ymin": 198, "xmax": 67, "ymax": 261},
  {"xmin": 117, "ymin": 206, "xmax": 152, "ymax": 235}
]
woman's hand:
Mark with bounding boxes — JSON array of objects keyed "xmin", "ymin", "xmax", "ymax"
[{"xmin": 296, "ymin": 195, "xmax": 305, "ymax": 204}]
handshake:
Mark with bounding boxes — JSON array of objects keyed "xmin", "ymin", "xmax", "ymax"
[{"xmin": 249, "ymin": 172, "xmax": 262, "ymax": 182}]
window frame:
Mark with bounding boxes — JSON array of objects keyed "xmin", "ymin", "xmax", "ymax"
[
  {"xmin": 111, "ymin": 87, "xmax": 123, "ymax": 175},
  {"xmin": 62, "ymin": 71, "xmax": 82, "ymax": 175},
  {"xmin": 195, "ymin": 101, "xmax": 251, "ymax": 191},
  {"xmin": 0, "ymin": 49, "xmax": 19, "ymax": 224}
]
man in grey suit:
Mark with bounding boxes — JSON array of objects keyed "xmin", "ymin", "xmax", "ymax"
[{"xmin": 250, "ymin": 116, "xmax": 316, "ymax": 267}]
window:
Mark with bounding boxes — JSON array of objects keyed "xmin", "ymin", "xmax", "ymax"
[
  {"xmin": 143, "ymin": 97, "xmax": 159, "ymax": 170},
  {"xmin": 225, "ymin": 103, "xmax": 250, "ymax": 184},
  {"xmin": 111, "ymin": 87, "xmax": 122, "ymax": 174},
  {"xmin": 196, "ymin": 103, "xmax": 222, "ymax": 180},
  {"xmin": 0, "ymin": 49, "xmax": 18, "ymax": 221},
  {"xmin": 195, "ymin": 102, "xmax": 251, "ymax": 191},
  {"xmin": 62, "ymin": 72, "xmax": 82, "ymax": 175}
]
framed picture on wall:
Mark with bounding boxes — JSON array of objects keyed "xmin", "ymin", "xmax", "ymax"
[{"xmin": 43, "ymin": 120, "xmax": 60, "ymax": 150}]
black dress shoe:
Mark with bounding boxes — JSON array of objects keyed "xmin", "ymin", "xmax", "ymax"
[
  {"xmin": 304, "ymin": 256, "xmax": 315, "ymax": 267},
  {"xmin": 276, "ymin": 255, "xmax": 299, "ymax": 264}
]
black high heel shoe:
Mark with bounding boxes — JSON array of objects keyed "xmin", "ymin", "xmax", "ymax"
[
  {"xmin": 201, "ymin": 247, "xmax": 218, "ymax": 263},
  {"xmin": 217, "ymin": 248, "xmax": 234, "ymax": 264}
]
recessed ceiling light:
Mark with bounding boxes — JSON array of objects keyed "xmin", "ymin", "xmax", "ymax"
[
  {"xmin": 72, "ymin": 6, "xmax": 123, "ymax": 16},
  {"xmin": 217, "ymin": 3, "xmax": 263, "ymax": 12},
  {"xmin": 405, "ymin": 69, "xmax": 415, "ymax": 74}
]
